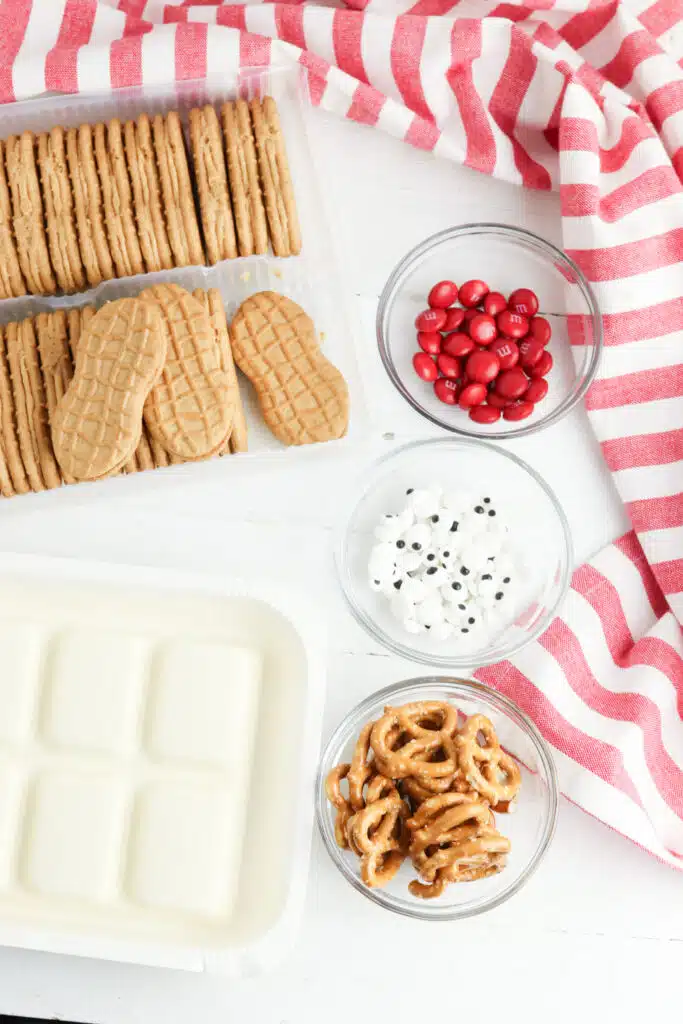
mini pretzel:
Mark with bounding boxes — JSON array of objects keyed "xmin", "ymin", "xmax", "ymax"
[
  {"xmin": 348, "ymin": 720, "xmax": 375, "ymax": 810},
  {"xmin": 325, "ymin": 763, "xmax": 351, "ymax": 810},
  {"xmin": 371, "ymin": 703, "xmax": 458, "ymax": 782},
  {"xmin": 346, "ymin": 792, "xmax": 408, "ymax": 887},
  {"xmin": 410, "ymin": 827, "xmax": 510, "ymax": 897},
  {"xmin": 457, "ymin": 714, "xmax": 522, "ymax": 806},
  {"xmin": 407, "ymin": 795, "xmax": 492, "ymax": 858},
  {"xmin": 334, "ymin": 804, "xmax": 353, "ymax": 849},
  {"xmin": 366, "ymin": 773, "xmax": 399, "ymax": 804}
]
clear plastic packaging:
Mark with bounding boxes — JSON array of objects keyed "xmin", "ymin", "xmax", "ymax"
[{"xmin": 0, "ymin": 67, "xmax": 368, "ymax": 511}]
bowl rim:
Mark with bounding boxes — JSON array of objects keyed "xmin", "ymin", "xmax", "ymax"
[
  {"xmin": 376, "ymin": 222, "xmax": 603, "ymax": 440},
  {"xmin": 315, "ymin": 675, "xmax": 560, "ymax": 920},
  {"xmin": 333, "ymin": 437, "xmax": 574, "ymax": 668}
]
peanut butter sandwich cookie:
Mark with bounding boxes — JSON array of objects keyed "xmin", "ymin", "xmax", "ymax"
[
  {"xmin": 153, "ymin": 112, "xmax": 204, "ymax": 268},
  {"xmin": 5, "ymin": 132, "xmax": 57, "ymax": 295},
  {"xmin": 206, "ymin": 287, "xmax": 248, "ymax": 453},
  {"xmin": 230, "ymin": 291, "xmax": 348, "ymax": 447},
  {"xmin": 250, "ymin": 98, "xmax": 301, "ymax": 257},
  {"xmin": 124, "ymin": 115, "xmax": 173, "ymax": 274},
  {"xmin": 35, "ymin": 311, "xmax": 77, "ymax": 483},
  {"xmin": 221, "ymin": 100, "xmax": 267, "ymax": 256},
  {"xmin": 52, "ymin": 297, "xmax": 167, "ymax": 481},
  {"xmin": 7, "ymin": 317, "xmax": 62, "ymax": 491},
  {"xmin": 67, "ymin": 124, "xmax": 115, "ymax": 288},
  {"xmin": 189, "ymin": 105, "xmax": 237, "ymax": 264},
  {"xmin": 37, "ymin": 128, "xmax": 86, "ymax": 294},
  {"xmin": 0, "ymin": 327, "xmax": 29, "ymax": 496},
  {"xmin": 0, "ymin": 140, "xmax": 27, "ymax": 298},
  {"xmin": 142, "ymin": 283, "xmax": 233, "ymax": 461},
  {"xmin": 94, "ymin": 121, "xmax": 144, "ymax": 280}
]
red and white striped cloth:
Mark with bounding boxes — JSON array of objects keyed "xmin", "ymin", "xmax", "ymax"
[{"xmin": 1, "ymin": 0, "xmax": 682, "ymax": 867}]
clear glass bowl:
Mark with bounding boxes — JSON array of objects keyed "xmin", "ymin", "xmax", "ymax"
[
  {"xmin": 316, "ymin": 676, "xmax": 558, "ymax": 920},
  {"xmin": 335, "ymin": 438, "xmax": 572, "ymax": 668},
  {"xmin": 377, "ymin": 223, "xmax": 602, "ymax": 439}
]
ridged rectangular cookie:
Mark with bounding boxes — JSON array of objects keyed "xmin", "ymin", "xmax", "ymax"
[
  {"xmin": 6, "ymin": 316, "xmax": 62, "ymax": 491},
  {"xmin": 67, "ymin": 124, "xmax": 115, "ymax": 288},
  {"xmin": 5, "ymin": 132, "xmax": 57, "ymax": 295},
  {"xmin": 34, "ymin": 310, "xmax": 76, "ymax": 484},
  {"xmin": 0, "ymin": 325, "xmax": 29, "ymax": 496},
  {"xmin": 124, "ymin": 115, "xmax": 173, "ymax": 274},
  {"xmin": 37, "ymin": 128, "xmax": 86, "ymax": 294},
  {"xmin": 94, "ymin": 121, "xmax": 145, "ymax": 280},
  {"xmin": 221, "ymin": 100, "xmax": 267, "ymax": 257},
  {"xmin": 189, "ymin": 105, "xmax": 237, "ymax": 264},
  {"xmin": 206, "ymin": 288, "xmax": 248, "ymax": 453},
  {"xmin": 153, "ymin": 112, "xmax": 204, "ymax": 269},
  {"xmin": 0, "ymin": 140, "xmax": 27, "ymax": 299},
  {"xmin": 250, "ymin": 97, "xmax": 301, "ymax": 257}
]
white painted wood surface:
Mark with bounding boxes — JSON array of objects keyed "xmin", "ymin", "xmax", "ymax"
[{"xmin": 0, "ymin": 108, "xmax": 681, "ymax": 1023}]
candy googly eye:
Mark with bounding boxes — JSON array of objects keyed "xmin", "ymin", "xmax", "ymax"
[
  {"xmin": 422, "ymin": 566, "xmax": 449, "ymax": 589},
  {"xmin": 401, "ymin": 576, "xmax": 427, "ymax": 604},
  {"xmin": 403, "ymin": 522, "xmax": 431, "ymax": 552},
  {"xmin": 368, "ymin": 543, "xmax": 396, "ymax": 577},
  {"xmin": 416, "ymin": 595, "xmax": 444, "ymax": 626},
  {"xmin": 374, "ymin": 513, "xmax": 403, "ymax": 543},
  {"xmin": 396, "ymin": 550, "xmax": 424, "ymax": 573},
  {"xmin": 406, "ymin": 489, "xmax": 441, "ymax": 519}
]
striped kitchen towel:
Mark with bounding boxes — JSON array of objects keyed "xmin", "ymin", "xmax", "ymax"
[{"xmin": 1, "ymin": 0, "xmax": 682, "ymax": 867}]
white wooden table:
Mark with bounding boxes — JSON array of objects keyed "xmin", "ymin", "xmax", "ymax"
[{"xmin": 0, "ymin": 108, "xmax": 682, "ymax": 1023}]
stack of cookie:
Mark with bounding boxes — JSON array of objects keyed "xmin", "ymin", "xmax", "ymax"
[
  {"xmin": 0, "ymin": 96, "xmax": 300, "ymax": 300},
  {"xmin": 0, "ymin": 286, "xmax": 247, "ymax": 498},
  {"xmin": 189, "ymin": 97, "xmax": 300, "ymax": 260}
]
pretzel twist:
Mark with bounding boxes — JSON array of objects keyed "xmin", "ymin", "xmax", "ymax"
[{"xmin": 457, "ymin": 714, "xmax": 522, "ymax": 806}]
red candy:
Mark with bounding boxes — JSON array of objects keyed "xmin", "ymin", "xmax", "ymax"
[
  {"xmin": 497, "ymin": 310, "xmax": 529, "ymax": 340},
  {"xmin": 466, "ymin": 350, "xmax": 500, "ymax": 385},
  {"xmin": 508, "ymin": 288, "xmax": 539, "ymax": 317},
  {"xmin": 468, "ymin": 313, "xmax": 498, "ymax": 346},
  {"xmin": 459, "ymin": 279, "xmax": 489, "ymax": 308},
  {"xmin": 519, "ymin": 338, "xmax": 545, "ymax": 370},
  {"xmin": 486, "ymin": 391, "xmax": 512, "ymax": 409},
  {"xmin": 495, "ymin": 367, "xmax": 529, "ymax": 400},
  {"xmin": 442, "ymin": 332, "xmax": 475, "ymax": 359},
  {"xmin": 469, "ymin": 405, "xmax": 501, "ymax": 425},
  {"xmin": 414, "ymin": 277, "xmax": 552, "ymax": 427},
  {"xmin": 490, "ymin": 338, "xmax": 519, "ymax": 371},
  {"xmin": 437, "ymin": 353, "xmax": 461, "ymax": 379},
  {"xmin": 529, "ymin": 350, "xmax": 553, "ymax": 378},
  {"xmin": 524, "ymin": 378, "xmax": 549, "ymax": 403},
  {"xmin": 483, "ymin": 292, "xmax": 507, "ymax": 318},
  {"xmin": 417, "ymin": 331, "xmax": 441, "ymax": 355},
  {"xmin": 443, "ymin": 307, "xmax": 466, "ymax": 332},
  {"xmin": 503, "ymin": 400, "xmax": 534, "ymax": 422},
  {"xmin": 428, "ymin": 280, "xmax": 458, "ymax": 309},
  {"xmin": 434, "ymin": 377, "xmax": 460, "ymax": 405},
  {"xmin": 459, "ymin": 382, "xmax": 487, "ymax": 408},
  {"xmin": 528, "ymin": 316, "xmax": 551, "ymax": 345},
  {"xmin": 413, "ymin": 351, "xmax": 438, "ymax": 382},
  {"xmin": 415, "ymin": 308, "xmax": 447, "ymax": 332}
]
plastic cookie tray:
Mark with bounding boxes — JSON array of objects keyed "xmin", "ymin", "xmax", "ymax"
[
  {"xmin": 0, "ymin": 552, "xmax": 325, "ymax": 974},
  {"xmin": 0, "ymin": 66, "xmax": 367, "ymax": 511}
]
